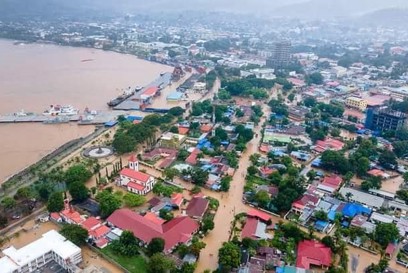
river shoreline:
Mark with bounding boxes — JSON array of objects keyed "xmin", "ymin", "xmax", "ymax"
[{"xmin": 1, "ymin": 37, "xmax": 164, "ymax": 66}]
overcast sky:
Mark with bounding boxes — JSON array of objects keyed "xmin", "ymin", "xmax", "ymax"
[{"xmin": 1, "ymin": 0, "xmax": 408, "ymax": 19}]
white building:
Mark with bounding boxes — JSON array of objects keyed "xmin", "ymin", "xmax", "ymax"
[
  {"xmin": 0, "ymin": 230, "xmax": 82, "ymax": 273},
  {"xmin": 119, "ymin": 155, "xmax": 155, "ymax": 195}
]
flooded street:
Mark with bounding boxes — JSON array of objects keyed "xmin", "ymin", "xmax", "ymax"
[
  {"xmin": 381, "ymin": 174, "xmax": 403, "ymax": 194},
  {"xmin": 0, "ymin": 39, "xmax": 172, "ymax": 182},
  {"xmin": 195, "ymin": 103, "xmax": 271, "ymax": 272}
]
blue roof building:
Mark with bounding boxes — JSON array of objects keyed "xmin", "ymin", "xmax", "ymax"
[
  {"xmin": 342, "ymin": 203, "xmax": 371, "ymax": 218},
  {"xmin": 166, "ymin": 91, "xmax": 184, "ymax": 101}
]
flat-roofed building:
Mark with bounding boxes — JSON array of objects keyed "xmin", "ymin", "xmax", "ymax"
[
  {"xmin": 345, "ymin": 97, "xmax": 367, "ymax": 111},
  {"xmin": 0, "ymin": 230, "xmax": 82, "ymax": 273}
]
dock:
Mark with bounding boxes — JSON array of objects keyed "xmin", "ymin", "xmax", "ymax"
[
  {"xmin": 113, "ymin": 72, "xmax": 172, "ymax": 110},
  {"xmin": 0, "ymin": 110, "xmax": 130, "ymax": 125},
  {"xmin": 0, "ymin": 115, "xmax": 80, "ymax": 124}
]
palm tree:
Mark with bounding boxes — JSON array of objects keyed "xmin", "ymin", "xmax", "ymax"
[{"xmin": 345, "ymin": 192, "xmax": 353, "ymax": 202}]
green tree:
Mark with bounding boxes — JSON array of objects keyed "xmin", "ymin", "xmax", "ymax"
[
  {"xmin": 1, "ymin": 196, "xmax": 16, "ymax": 210},
  {"xmin": 374, "ymin": 222, "xmax": 400, "ymax": 247},
  {"xmin": 247, "ymin": 165, "xmax": 258, "ymax": 176},
  {"xmin": 177, "ymin": 149, "xmax": 190, "ymax": 161},
  {"xmin": 163, "ymin": 168, "xmax": 180, "ymax": 181},
  {"xmin": 249, "ymin": 153, "xmax": 261, "ymax": 166},
  {"xmin": 14, "ymin": 186, "xmax": 34, "ymax": 200},
  {"xmin": 60, "ymin": 224, "xmax": 88, "ymax": 246},
  {"xmin": 306, "ymin": 72, "xmax": 324, "ymax": 85},
  {"xmin": 254, "ymin": 190, "xmax": 271, "ymax": 208},
  {"xmin": 69, "ymin": 181, "xmax": 89, "ymax": 202},
  {"xmin": 191, "ymin": 168, "xmax": 209, "ymax": 186},
  {"xmin": 0, "ymin": 214, "xmax": 7, "ymax": 228},
  {"xmin": 159, "ymin": 209, "xmax": 174, "ymax": 221},
  {"xmin": 201, "ymin": 217, "xmax": 215, "ymax": 233},
  {"xmin": 47, "ymin": 191, "xmax": 64, "ymax": 212},
  {"xmin": 378, "ymin": 150, "xmax": 397, "ymax": 169},
  {"xmin": 168, "ymin": 106, "xmax": 185, "ymax": 117},
  {"xmin": 96, "ymin": 190, "xmax": 122, "ymax": 218},
  {"xmin": 314, "ymin": 210, "xmax": 328, "ymax": 221},
  {"xmin": 218, "ymin": 242, "xmax": 241, "ymax": 272},
  {"xmin": 321, "ymin": 236, "xmax": 336, "ymax": 252},
  {"xmin": 272, "ymin": 188, "xmax": 302, "ymax": 213},
  {"xmin": 64, "ymin": 164, "xmax": 92, "ymax": 185},
  {"xmin": 220, "ymin": 176, "xmax": 232, "ymax": 192},
  {"xmin": 112, "ymin": 133, "xmax": 137, "ymax": 154},
  {"xmin": 169, "ymin": 126, "xmax": 179, "ymax": 134},
  {"xmin": 356, "ymin": 157, "xmax": 370, "ymax": 177},
  {"xmin": 179, "ymin": 263, "xmax": 196, "ymax": 273},
  {"xmin": 148, "ymin": 253, "xmax": 176, "ymax": 273},
  {"xmin": 321, "ymin": 150, "xmax": 350, "ymax": 174},
  {"xmin": 403, "ymin": 172, "xmax": 408, "ymax": 183},
  {"xmin": 287, "ymin": 93, "xmax": 295, "ymax": 102},
  {"xmin": 111, "ymin": 230, "xmax": 139, "ymax": 256},
  {"xmin": 123, "ymin": 193, "xmax": 146, "ymax": 207},
  {"xmin": 218, "ymin": 88, "xmax": 232, "ymax": 100},
  {"xmin": 147, "ymin": 237, "xmax": 165, "ymax": 256},
  {"xmin": 153, "ymin": 182, "xmax": 180, "ymax": 197},
  {"xmin": 304, "ymin": 97, "xmax": 317, "ymax": 107}
]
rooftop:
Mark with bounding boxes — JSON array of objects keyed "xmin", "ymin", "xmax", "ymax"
[
  {"xmin": 107, "ymin": 208, "xmax": 199, "ymax": 252},
  {"xmin": 0, "ymin": 230, "xmax": 81, "ymax": 273},
  {"xmin": 296, "ymin": 240, "xmax": 332, "ymax": 269},
  {"xmin": 120, "ymin": 168, "xmax": 151, "ymax": 183}
]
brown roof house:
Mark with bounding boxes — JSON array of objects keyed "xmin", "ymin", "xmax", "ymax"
[{"xmin": 185, "ymin": 197, "xmax": 209, "ymax": 220}]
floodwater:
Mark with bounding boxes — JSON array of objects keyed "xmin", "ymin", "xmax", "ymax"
[
  {"xmin": 195, "ymin": 102, "xmax": 271, "ymax": 272},
  {"xmin": 0, "ymin": 39, "xmax": 172, "ymax": 182}
]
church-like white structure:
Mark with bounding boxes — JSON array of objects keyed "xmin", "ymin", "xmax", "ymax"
[{"xmin": 119, "ymin": 155, "xmax": 156, "ymax": 195}]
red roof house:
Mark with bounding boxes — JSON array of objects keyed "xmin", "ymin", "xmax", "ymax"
[
  {"xmin": 141, "ymin": 86, "xmax": 159, "ymax": 100},
  {"xmin": 367, "ymin": 169, "xmax": 386, "ymax": 178},
  {"xmin": 107, "ymin": 209, "xmax": 199, "ymax": 253},
  {"xmin": 186, "ymin": 197, "xmax": 209, "ymax": 220},
  {"xmin": 200, "ymin": 124, "xmax": 213, "ymax": 133},
  {"xmin": 247, "ymin": 208, "xmax": 271, "ymax": 222},
  {"xmin": 144, "ymin": 212, "xmax": 166, "ymax": 225},
  {"xmin": 81, "ymin": 217, "xmax": 101, "ymax": 231},
  {"xmin": 178, "ymin": 127, "xmax": 190, "ymax": 135},
  {"xmin": 314, "ymin": 138, "xmax": 345, "ymax": 153},
  {"xmin": 258, "ymin": 166, "xmax": 277, "ymax": 178},
  {"xmin": 185, "ymin": 148, "xmax": 200, "ymax": 166},
  {"xmin": 241, "ymin": 217, "xmax": 272, "ymax": 240},
  {"xmin": 50, "ymin": 212, "xmax": 62, "ymax": 222},
  {"xmin": 292, "ymin": 193, "xmax": 320, "ymax": 214},
  {"xmin": 95, "ymin": 237, "xmax": 109, "ymax": 249},
  {"xmin": 296, "ymin": 240, "xmax": 332, "ymax": 269},
  {"xmin": 318, "ymin": 175, "xmax": 343, "ymax": 193},
  {"xmin": 60, "ymin": 200, "xmax": 83, "ymax": 224},
  {"xmin": 171, "ymin": 193, "xmax": 184, "ymax": 208},
  {"xmin": 241, "ymin": 217, "xmax": 259, "ymax": 240},
  {"xmin": 89, "ymin": 225, "xmax": 111, "ymax": 240},
  {"xmin": 120, "ymin": 168, "xmax": 151, "ymax": 183}
]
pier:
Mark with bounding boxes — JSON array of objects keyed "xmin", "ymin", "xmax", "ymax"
[{"xmin": 0, "ymin": 111, "xmax": 129, "ymax": 125}]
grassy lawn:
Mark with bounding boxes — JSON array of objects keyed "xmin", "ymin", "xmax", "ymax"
[{"xmin": 101, "ymin": 245, "xmax": 148, "ymax": 273}]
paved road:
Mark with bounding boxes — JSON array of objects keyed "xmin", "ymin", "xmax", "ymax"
[{"xmin": 195, "ymin": 103, "xmax": 270, "ymax": 273}]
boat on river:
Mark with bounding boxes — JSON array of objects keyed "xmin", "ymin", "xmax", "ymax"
[{"xmin": 43, "ymin": 105, "xmax": 79, "ymax": 116}]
